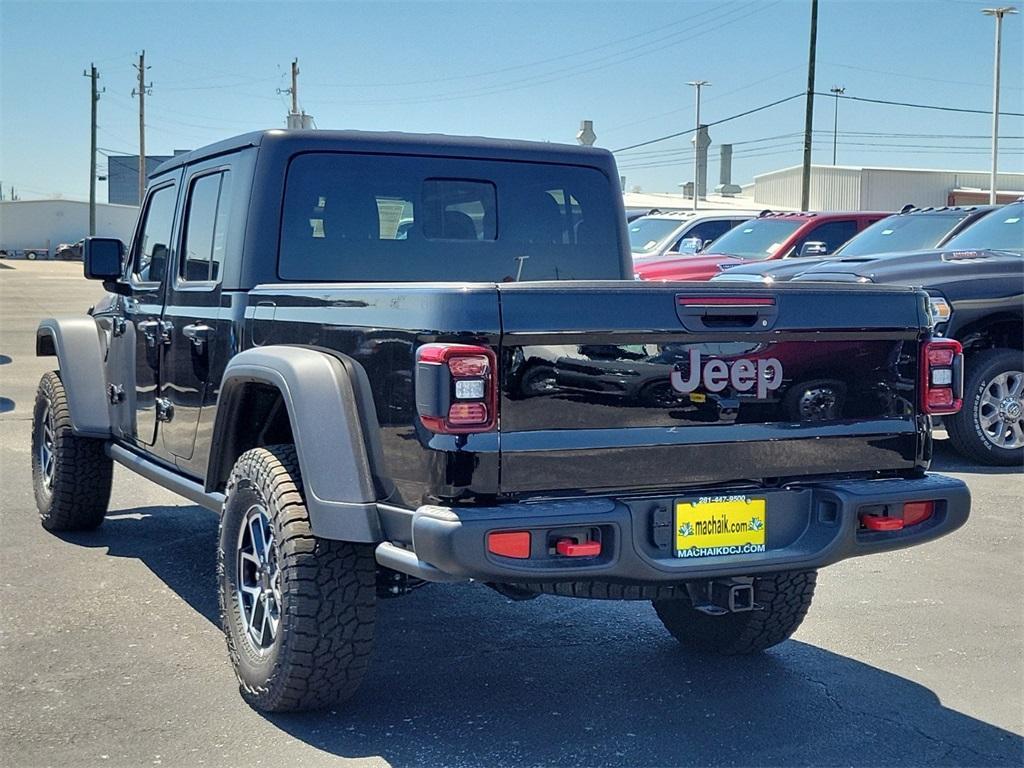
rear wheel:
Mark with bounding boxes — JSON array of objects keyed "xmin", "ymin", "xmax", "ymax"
[
  {"xmin": 25, "ymin": 251, "xmax": 38, "ymax": 260},
  {"xmin": 218, "ymin": 445, "xmax": 377, "ymax": 712},
  {"xmin": 653, "ymin": 570, "xmax": 817, "ymax": 655},
  {"xmin": 946, "ymin": 348, "xmax": 1024, "ymax": 466},
  {"xmin": 31, "ymin": 371, "xmax": 113, "ymax": 531}
]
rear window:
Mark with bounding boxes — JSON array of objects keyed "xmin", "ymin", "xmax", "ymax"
[{"xmin": 278, "ymin": 152, "xmax": 621, "ymax": 281}]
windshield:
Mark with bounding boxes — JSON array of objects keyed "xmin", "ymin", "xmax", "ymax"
[
  {"xmin": 836, "ymin": 212, "xmax": 971, "ymax": 256},
  {"xmin": 943, "ymin": 203, "xmax": 1024, "ymax": 252},
  {"xmin": 628, "ymin": 217, "xmax": 683, "ymax": 254},
  {"xmin": 704, "ymin": 219, "xmax": 802, "ymax": 260}
]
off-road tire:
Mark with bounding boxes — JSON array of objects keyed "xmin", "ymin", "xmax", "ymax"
[
  {"xmin": 653, "ymin": 570, "xmax": 817, "ymax": 655},
  {"xmin": 946, "ymin": 348, "xmax": 1024, "ymax": 466},
  {"xmin": 218, "ymin": 445, "xmax": 377, "ymax": 712},
  {"xmin": 31, "ymin": 371, "xmax": 112, "ymax": 531}
]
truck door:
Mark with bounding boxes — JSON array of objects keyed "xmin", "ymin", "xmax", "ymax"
[
  {"xmin": 159, "ymin": 165, "xmax": 235, "ymax": 462},
  {"xmin": 118, "ymin": 179, "xmax": 180, "ymax": 448}
]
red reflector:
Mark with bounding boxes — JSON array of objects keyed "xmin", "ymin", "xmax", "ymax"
[
  {"xmin": 448, "ymin": 402, "xmax": 488, "ymax": 425},
  {"xmin": 926, "ymin": 388, "xmax": 955, "ymax": 409},
  {"xmin": 448, "ymin": 355, "xmax": 490, "ymax": 377},
  {"xmin": 927, "ymin": 347, "xmax": 955, "ymax": 366},
  {"xmin": 902, "ymin": 501, "xmax": 935, "ymax": 527},
  {"xmin": 488, "ymin": 531, "xmax": 531, "ymax": 559},
  {"xmin": 555, "ymin": 538, "xmax": 602, "ymax": 557},
  {"xmin": 860, "ymin": 514, "xmax": 904, "ymax": 531}
]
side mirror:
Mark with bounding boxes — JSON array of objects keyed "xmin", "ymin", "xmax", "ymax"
[
  {"xmin": 798, "ymin": 241, "xmax": 829, "ymax": 257},
  {"xmin": 83, "ymin": 237, "xmax": 125, "ymax": 280}
]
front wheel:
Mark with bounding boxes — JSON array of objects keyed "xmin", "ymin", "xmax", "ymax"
[
  {"xmin": 218, "ymin": 445, "xmax": 377, "ymax": 712},
  {"xmin": 31, "ymin": 371, "xmax": 113, "ymax": 531},
  {"xmin": 653, "ymin": 570, "xmax": 817, "ymax": 655},
  {"xmin": 946, "ymin": 348, "xmax": 1024, "ymax": 466}
]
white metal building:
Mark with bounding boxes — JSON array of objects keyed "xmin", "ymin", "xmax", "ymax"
[
  {"xmin": 0, "ymin": 200, "xmax": 138, "ymax": 256},
  {"xmin": 752, "ymin": 165, "xmax": 1024, "ymax": 211}
]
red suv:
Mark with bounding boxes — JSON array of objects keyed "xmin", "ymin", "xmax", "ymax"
[{"xmin": 635, "ymin": 211, "xmax": 890, "ymax": 281}]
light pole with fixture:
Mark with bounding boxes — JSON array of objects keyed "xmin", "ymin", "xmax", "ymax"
[
  {"xmin": 982, "ymin": 6, "xmax": 1017, "ymax": 204},
  {"xmin": 687, "ymin": 80, "xmax": 710, "ymax": 211},
  {"xmin": 830, "ymin": 86, "xmax": 845, "ymax": 165}
]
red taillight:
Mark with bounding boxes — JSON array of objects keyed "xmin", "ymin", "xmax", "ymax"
[
  {"xmin": 416, "ymin": 343, "xmax": 497, "ymax": 434},
  {"xmin": 448, "ymin": 402, "xmax": 489, "ymax": 425},
  {"xmin": 920, "ymin": 339, "xmax": 963, "ymax": 416},
  {"xmin": 488, "ymin": 531, "xmax": 531, "ymax": 559}
]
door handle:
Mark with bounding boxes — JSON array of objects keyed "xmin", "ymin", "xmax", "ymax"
[
  {"xmin": 182, "ymin": 322, "xmax": 212, "ymax": 349},
  {"xmin": 137, "ymin": 319, "xmax": 172, "ymax": 347}
]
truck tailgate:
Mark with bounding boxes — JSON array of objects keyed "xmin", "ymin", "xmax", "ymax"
[{"xmin": 497, "ymin": 282, "xmax": 929, "ymax": 495}]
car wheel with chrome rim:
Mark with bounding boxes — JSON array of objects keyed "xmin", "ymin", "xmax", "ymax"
[{"xmin": 947, "ymin": 348, "xmax": 1024, "ymax": 466}]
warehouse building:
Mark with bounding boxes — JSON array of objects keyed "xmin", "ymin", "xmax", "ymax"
[
  {"xmin": 0, "ymin": 200, "xmax": 138, "ymax": 258},
  {"xmin": 751, "ymin": 165, "xmax": 1024, "ymax": 211},
  {"xmin": 107, "ymin": 151, "xmax": 189, "ymax": 205}
]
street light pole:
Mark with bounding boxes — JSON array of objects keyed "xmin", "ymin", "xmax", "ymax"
[
  {"xmin": 830, "ymin": 86, "xmax": 845, "ymax": 165},
  {"xmin": 687, "ymin": 80, "xmax": 709, "ymax": 211},
  {"xmin": 982, "ymin": 6, "xmax": 1017, "ymax": 204}
]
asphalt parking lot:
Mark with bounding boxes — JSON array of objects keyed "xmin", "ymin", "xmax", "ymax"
[{"xmin": 0, "ymin": 260, "xmax": 1021, "ymax": 768}]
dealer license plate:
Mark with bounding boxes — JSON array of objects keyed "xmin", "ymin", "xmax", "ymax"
[{"xmin": 675, "ymin": 496, "xmax": 767, "ymax": 559}]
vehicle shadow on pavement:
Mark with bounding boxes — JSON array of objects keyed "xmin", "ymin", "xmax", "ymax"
[
  {"xmin": 931, "ymin": 440, "xmax": 1024, "ymax": 475},
  {"xmin": 59, "ymin": 503, "xmax": 1022, "ymax": 768}
]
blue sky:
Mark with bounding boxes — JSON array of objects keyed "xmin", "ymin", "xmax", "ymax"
[{"xmin": 1, "ymin": 0, "xmax": 1021, "ymax": 201}]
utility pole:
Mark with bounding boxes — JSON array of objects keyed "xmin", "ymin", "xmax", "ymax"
[
  {"xmin": 290, "ymin": 58, "xmax": 299, "ymax": 115},
  {"xmin": 687, "ymin": 80, "xmax": 709, "ymax": 211},
  {"xmin": 279, "ymin": 58, "xmax": 313, "ymax": 128},
  {"xmin": 982, "ymin": 7, "xmax": 1017, "ymax": 204},
  {"xmin": 800, "ymin": 0, "xmax": 818, "ymax": 211},
  {"xmin": 133, "ymin": 50, "xmax": 153, "ymax": 206},
  {"xmin": 830, "ymin": 86, "xmax": 845, "ymax": 165},
  {"xmin": 83, "ymin": 64, "xmax": 102, "ymax": 235}
]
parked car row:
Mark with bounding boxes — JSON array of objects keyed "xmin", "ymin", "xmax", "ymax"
[{"xmin": 631, "ymin": 200, "xmax": 1023, "ymax": 467}]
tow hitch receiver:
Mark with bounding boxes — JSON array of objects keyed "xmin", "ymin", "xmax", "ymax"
[{"xmin": 687, "ymin": 578, "xmax": 759, "ymax": 615}]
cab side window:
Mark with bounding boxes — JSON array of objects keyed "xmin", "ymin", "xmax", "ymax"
[
  {"xmin": 133, "ymin": 184, "xmax": 177, "ymax": 284},
  {"xmin": 679, "ymin": 219, "xmax": 732, "ymax": 250},
  {"xmin": 801, "ymin": 219, "xmax": 858, "ymax": 254},
  {"xmin": 180, "ymin": 171, "xmax": 233, "ymax": 283}
]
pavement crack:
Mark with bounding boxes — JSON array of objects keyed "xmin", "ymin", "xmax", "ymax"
[{"xmin": 797, "ymin": 671, "xmax": 1006, "ymax": 764}]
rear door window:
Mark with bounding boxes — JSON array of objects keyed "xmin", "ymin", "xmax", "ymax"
[
  {"xmin": 180, "ymin": 171, "xmax": 233, "ymax": 283},
  {"xmin": 278, "ymin": 152, "xmax": 621, "ymax": 282}
]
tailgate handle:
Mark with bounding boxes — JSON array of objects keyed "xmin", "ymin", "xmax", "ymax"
[{"xmin": 676, "ymin": 295, "xmax": 778, "ymax": 331}]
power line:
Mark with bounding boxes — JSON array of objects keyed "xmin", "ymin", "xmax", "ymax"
[
  {"xmin": 816, "ymin": 91, "xmax": 1024, "ymax": 117},
  {"xmin": 306, "ymin": 2, "xmax": 730, "ymax": 89},
  {"xmin": 824, "ymin": 60, "xmax": 1023, "ymax": 91},
  {"xmin": 308, "ymin": 1, "xmax": 779, "ymax": 107},
  {"xmin": 612, "ymin": 93, "xmax": 805, "ymax": 152}
]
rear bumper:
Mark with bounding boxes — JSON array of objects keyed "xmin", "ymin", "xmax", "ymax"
[{"xmin": 375, "ymin": 474, "xmax": 970, "ymax": 584}]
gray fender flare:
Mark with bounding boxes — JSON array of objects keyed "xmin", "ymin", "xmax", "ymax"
[
  {"xmin": 36, "ymin": 318, "xmax": 111, "ymax": 438},
  {"xmin": 208, "ymin": 346, "xmax": 386, "ymax": 543}
]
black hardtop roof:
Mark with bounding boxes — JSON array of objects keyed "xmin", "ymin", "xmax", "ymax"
[
  {"xmin": 150, "ymin": 129, "xmax": 615, "ymax": 178},
  {"xmin": 897, "ymin": 204, "xmax": 1000, "ymax": 215}
]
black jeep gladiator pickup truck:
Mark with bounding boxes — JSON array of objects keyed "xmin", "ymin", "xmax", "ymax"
[{"xmin": 32, "ymin": 130, "xmax": 970, "ymax": 712}]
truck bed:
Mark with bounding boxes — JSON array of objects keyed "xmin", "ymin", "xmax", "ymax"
[{"xmin": 246, "ymin": 281, "xmax": 931, "ymax": 507}]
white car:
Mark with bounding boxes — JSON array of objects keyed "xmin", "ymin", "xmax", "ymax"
[{"xmin": 629, "ymin": 210, "xmax": 763, "ymax": 262}]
